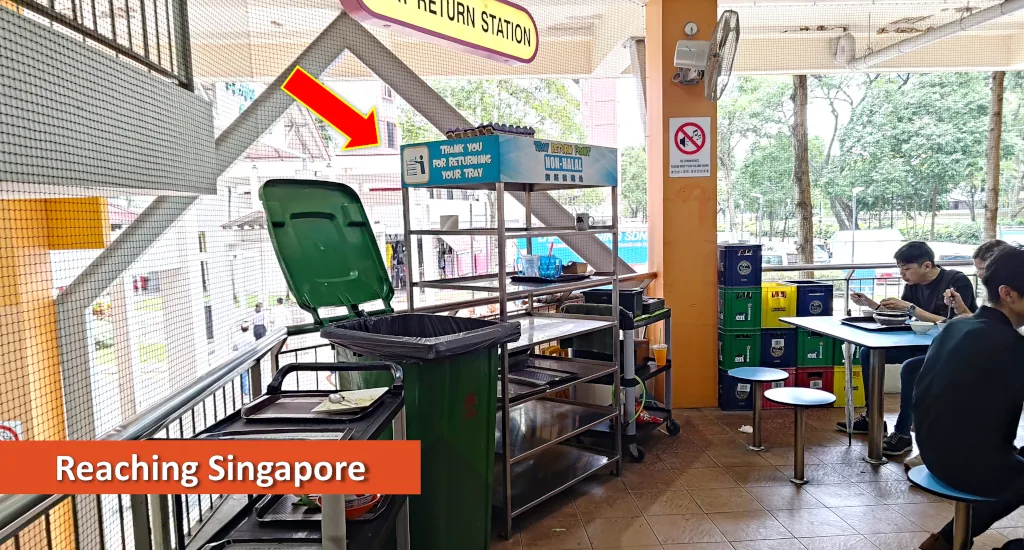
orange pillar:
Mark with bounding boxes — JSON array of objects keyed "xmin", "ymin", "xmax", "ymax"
[
  {"xmin": 646, "ymin": 0, "xmax": 719, "ymax": 408},
  {"xmin": 0, "ymin": 197, "xmax": 108, "ymax": 549}
]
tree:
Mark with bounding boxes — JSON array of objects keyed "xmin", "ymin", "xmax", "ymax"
[
  {"xmin": 397, "ymin": 79, "xmax": 585, "ymax": 144},
  {"xmin": 792, "ymin": 75, "xmax": 814, "ymax": 267},
  {"xmin": 734, "ymin": 132, "xmax": 824, "ymax": 240},
  {"xmin": 620, "ymin": 146, "xmax": 648, "ymax": 220},
  {"xmin": 717, "ymin": 78, "xmax": 793, "ymax": 230},
  {"xmin": 986, "ymin": 71, "xmax": 1006, "ymax": 240}
]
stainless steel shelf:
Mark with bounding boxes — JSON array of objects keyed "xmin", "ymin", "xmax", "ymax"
[
  {"xmin": 508, "ymin": 315, "xmax": 615, "ymax": 353},
  {"xmin": 408, "ymin": 226, "xmax": 614, "ymax": 239},
  {"xmin": 415, "ymin": 274, "xmax": 616, "ymax": 299},
  {"xmin": 496, "ymin": 399, "xmax": 615, "ymax": 464},
  {"xmin": 493, "ymin": 444, "xmax": 618, "ymax": 517},
  {"xmin": 407, "ymin": 181, "xmax": 617, "ymax": 192},
  {"xmin": 498, "ymin": 355, "xmax": 618, "ymax": 406}
]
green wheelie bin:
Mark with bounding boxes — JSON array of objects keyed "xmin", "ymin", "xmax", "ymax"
[{"xmin": 260, "ymin": 179, "xmax": 520, "ymax": 550}]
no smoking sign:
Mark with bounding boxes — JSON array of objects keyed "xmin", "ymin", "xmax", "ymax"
[{"xmin": 669, "ymin": 117, "xmax": 711, "ymax": 178}]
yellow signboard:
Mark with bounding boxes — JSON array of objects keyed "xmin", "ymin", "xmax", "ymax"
[{"xmin": 341, "ymin": 0, "xmax": 538, "ymax": 65}]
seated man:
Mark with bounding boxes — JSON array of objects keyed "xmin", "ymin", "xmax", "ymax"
[
  {"xmin": 902, "ymin": 240, "xmax": 1010, "ymax": 471},
  {"xmin": 946, "ymin": 239, "xmax": 1009, "ymax": 317},
  {"xmin": 915, "ymin": 246, "xmax": 1024, "ymax": 550},
  {"xmin": 840, "ymin": 241, "xmax": 978, "ymax": 455}
]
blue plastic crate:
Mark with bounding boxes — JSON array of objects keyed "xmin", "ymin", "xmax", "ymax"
[
  {"xmin": 760, "ymin": 328, "xmax": 797, "ymax": 368},
  {"xmin": 718, "ymin": 368, "xmax": 753, "ymax": 411},
  {"xmin": 784, "ymin": 279, "xmax": 834, "ymax": 317},
  {"xmin": 718, "ymin": 244, "xmax": 762, "ymax": 287}
]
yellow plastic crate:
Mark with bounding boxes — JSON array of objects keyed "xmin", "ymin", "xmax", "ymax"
[
  {"xmin": 833, "ymin": 366, "xmax": 865, "ymax": 408},
  {"xmin": 761, "ymin": 282, "xmax": 796, "ymax": 328}
]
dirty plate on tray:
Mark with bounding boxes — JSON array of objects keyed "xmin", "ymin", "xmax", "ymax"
[
  {"xmin": 840, "ymin": 315, "xmax": 912, "ymax": 332},
  {"xmin": 311, "ymin": 387, "xmax": 388, "ymax": 414},
  {"xmin": 255, "ymin": 494, "xmax": 392, "ymax": 524}
]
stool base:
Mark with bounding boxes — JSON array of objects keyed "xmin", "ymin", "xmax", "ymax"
[
  {"xmin": 747, "ymin": 445, "xmax": 765, "ymax": 452},
  {"xmin": 863, "ymin": 456, "xmax": 888, "ymax": 466},
  {"xmin": 789, "ymin": 477, "xmax": 808, "ymax": 485}
]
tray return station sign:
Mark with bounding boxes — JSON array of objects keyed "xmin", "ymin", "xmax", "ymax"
[
  {"xmin": 669, "ymin": 117, "xmax": 711, "ymax": 178},
  {"xmin": 340, "ymin": 0, "xmax": 539, "ymax": 65}
]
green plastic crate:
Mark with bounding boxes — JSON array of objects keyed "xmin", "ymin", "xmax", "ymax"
[
  {"xmin": 718, "ymin": 329, "xmax": 762, "ymax": 370},
  {"xmin": 797, "ymin": 329, "xmax": 834, "ymax": 367},
  {"xmin": 718, "ymin": 286, "xmax": 762, "ymax": 330},
  {"xmin": 831, "ymin": 338, "xmax": 862, "ymax": 366}
]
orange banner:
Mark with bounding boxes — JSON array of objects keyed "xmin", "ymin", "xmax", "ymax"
[{"xmin": 0, "ymin": 440, "xmax": 420, "ymax": 495}]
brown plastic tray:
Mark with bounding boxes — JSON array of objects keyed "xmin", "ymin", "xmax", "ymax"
[
  {"xmin": 840, "ymin": 315, "xmax": 912, "ymax": 332},
  {"xmin": 204, "ymin": 542, "xmax": 321, "ymax": 550},
  {"xmin": 197, "ymin": 429, "xmax": 353, "ymax": 441},
  {"xmin": 241, "ymin": 391, "xmax": 385, "ymax": 422},
  {"xmin": 254, "ymin": 494, "xmax": 392, "ymax": 524}
]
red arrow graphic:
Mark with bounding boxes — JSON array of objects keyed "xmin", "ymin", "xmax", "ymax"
[{"xmin": 281, "ymin": 66, "xmax": 380, "ymax": 150}]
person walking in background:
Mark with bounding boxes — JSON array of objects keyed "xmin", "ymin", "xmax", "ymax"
[
  {"xmin": 252, "ymin": 303, "xmax": 267, "ymax": 341},
  {"xmin": 233, "ymin": 322, "xmax": 255, "ymax": 395},
  {"xmin": 270, "ymin": 296, "xmax": 291, "ymax": 332}
]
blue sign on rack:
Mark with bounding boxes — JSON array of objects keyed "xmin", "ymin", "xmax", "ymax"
[
  {"xmin": 401, "ymin": 135, "xmax": 501, "ymax": 187},
  {"xmin": 401, "ymin": 135, "xmax": 618, "ymax": 187}
]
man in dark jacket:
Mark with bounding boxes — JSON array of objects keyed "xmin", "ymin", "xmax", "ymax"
[{"xmin": 914, "ymin": 246, "xmax": 1024, "ymax": 550}]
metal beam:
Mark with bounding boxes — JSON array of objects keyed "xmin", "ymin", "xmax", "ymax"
[
  {"xmin": 57, "ymin": 196, "xmax": 196, "ymax": 440},
  {"xmin": 627, "ymin": 38, "xmax": 647, "ymax": 139},
  {"xmin": 213, "ymin": 13, "xmax": 350, "ymax": 175},
  {"xmin": 836, "ymin": 0, "xmax": 1024, "ymax": 70},
  {"xmin": 334, "ymin": 13, "xmax": 634, "ymax": 274}
]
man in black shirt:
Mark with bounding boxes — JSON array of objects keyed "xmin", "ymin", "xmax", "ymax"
[
  {"xmin": 915, "ymin": 246, "xmax": 1024, "ymax": 550},
  {"xmin": 841, "ymin": 242, "xmax": 978, "ymax": 455}
]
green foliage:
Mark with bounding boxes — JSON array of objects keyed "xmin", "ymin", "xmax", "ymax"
[
  {"xmin": 397, "ymin": 79, "xmax": 585, "ymax": 145},
  {"xmin": 620, "ymin": 146, "xmax": 647, "ymax": 219},
  {"xmin": 902, "ymin": 223, "xmax": 983, "ymax": 245},
  {"xmin": 719, "ymin": 71, "xmax": 1024, "ymax": 233}
]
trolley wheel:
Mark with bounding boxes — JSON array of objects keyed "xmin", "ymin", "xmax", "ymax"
[
  {"xmin": 665, "ymin": 418, "xmax": 681, "ymax": 437},
  {"xmin": 628, "ymin": 443, "xmax": 646, "ymax": 463}
]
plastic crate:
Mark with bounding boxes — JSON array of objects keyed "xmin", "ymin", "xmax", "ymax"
[
  {"xmin": 763, "ymin": 368, "xmax": 796, "ymax": 410},
  {"xmin": 760, "ymin": 328, "xmax": 797, "ymax": 368},
  {"xmin": 831, "ymin": 339, "xmax": 862, "ymax": 366},
  {"xmin": 796, "ymin": 329, "xmax": 833, "ymax": 368},
  {"xmin": 718, "ymin": 244, "xmax": 762, "ymax": 287},
  {"xmin": 718, "ymin": 368, "xmax": 753, "ymax": 411},
  {"xmin": 796, "ymin": 367, "xmax": 834, "ymax": 393},
  {"xmin": 718, "ymin": 286, "xmax": 762, "ymax": 330},
  {"xmin": 761, "ymin": 283, "xmax": 796, "ymax": 328},
  {"xmin": 833, "ymin": 366, "xmax": 866, "ymax": 407},
  {"xmin": 784, "ymin": 280, "xmax": 835, "ymax": 318},
  {"xmin": 718, "ymin": 329, "xmax": 762, "ymax": 370}
]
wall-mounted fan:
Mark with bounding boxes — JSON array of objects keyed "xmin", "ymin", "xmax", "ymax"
[{"xmin": 673, "ymin": 10, "xmax": 740, "ymax": 101}]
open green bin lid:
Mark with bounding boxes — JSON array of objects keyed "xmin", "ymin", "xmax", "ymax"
[{"xmin": 259, "ymin": 179, "xmax": 394, "ymax": 325}]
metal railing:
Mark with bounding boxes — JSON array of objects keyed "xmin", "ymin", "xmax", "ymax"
[
  {"xmin": 763, "ymin": 260, "xmax": 979, "ymax": 315},
  {"xmin": 17, "ymin": 0, "xmax": 194, "ymax": 89}
]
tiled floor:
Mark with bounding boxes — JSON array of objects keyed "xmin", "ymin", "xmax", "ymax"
[{"xmin": 492, "ymin": 396, "xmax": 1023, "ymax": 550}]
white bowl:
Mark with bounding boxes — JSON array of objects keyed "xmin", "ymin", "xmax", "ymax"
[{"xmin": 909, "ymin": 321, "xmax": 935, "ymax": 335}]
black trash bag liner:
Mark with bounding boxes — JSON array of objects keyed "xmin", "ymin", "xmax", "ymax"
[{"xmin": 321, "ymin": 313, "xmax": 521, "ymax": 362}]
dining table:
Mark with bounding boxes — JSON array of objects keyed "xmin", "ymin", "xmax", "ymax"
[{"xmin": 780, "ymin": 316, "xmax": 937, "ymax": 464}]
